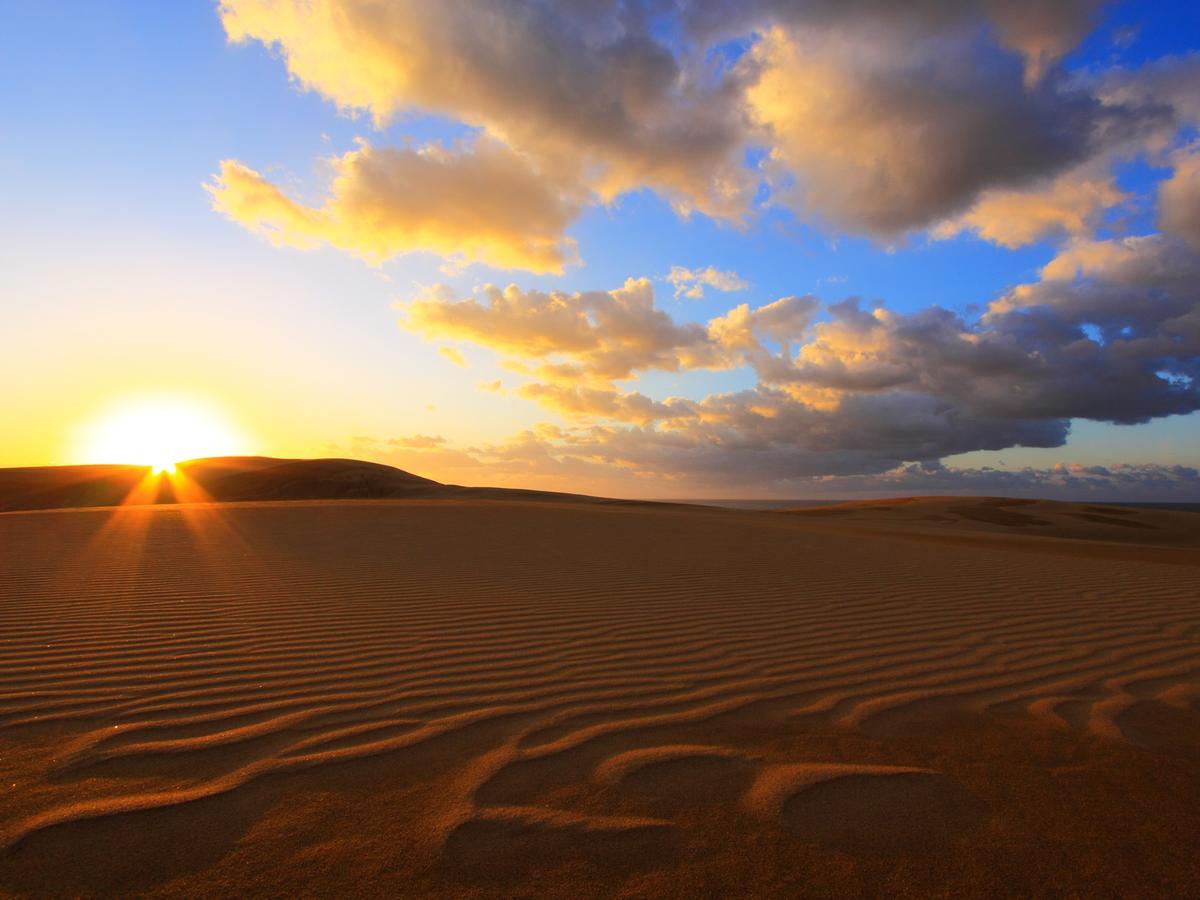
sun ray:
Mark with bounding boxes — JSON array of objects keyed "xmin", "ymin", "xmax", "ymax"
[
  {"xmin": 76, "ymin": 396, "xmax": 249, "ymax": 473},
  {"xmin": 66, "ymin": 395, "xmax": 260, "ymax": 575}
]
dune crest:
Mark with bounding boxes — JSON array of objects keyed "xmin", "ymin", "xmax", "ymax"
[{"xmin": 0, "ymin": 456, "xmax": 620, "ymax": 513}]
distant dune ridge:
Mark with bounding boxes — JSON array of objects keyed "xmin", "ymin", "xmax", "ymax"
[
  {"xmin": 1, "ymin": 461, "xmax": 1198, "ymax": 896},
  {"xmin": 0, "ymin": 456, "xmax": 621, "ymax": 512},
  {"xmin": 781, "ymin": 495, "xmax": 1200, "ymax": 555}
]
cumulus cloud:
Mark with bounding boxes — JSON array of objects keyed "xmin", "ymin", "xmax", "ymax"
[
  {"xmin": 398, "ymin": 227, "xmax": 1199, "ymax": 481},
  {"xmin": 219, "ymin": 0, "xmax": 753, "ymax": 221},
  {"xmin": 212, "ymin": 0, "xmax": 1198, "ymax": 261},
  {"xmin": 773, "ymin": 237, "xmax": 1200, "ymax": 425},
  {"xmin": 634, "ymin": 387, "xmax": 1067, "ymax": 476},
  {"xmin": 1099, "ymin": 53, "xmax": 1200, "ymax": 132},
  {"xmin": 369, "ymin": 226, "xmax": 1200, "ymax": 495},
  {"xmin": 684, "ymin": 0, "xmax": 1105, "ymax": 83},
  {"xmin": 746, "ymin": 23, "xmax": 1146, "ymax": 237},
  {"xmin": 935, "ymin": 164, "xmax": 1128, "ymax": 247},
  {"xmin": 517, "ymin": 383, "xmax": 694, "ymax": 426},
  {"xmin": 667, "ymin": 265, "xmax": 749, "ymax": 299},
  {"xmin": 401, "ymin": 278, "xmax": 728, "ymax": 387},
  {"xmin": 983, "ymin": 0, "xmax": 1105, "ymax": 83},
  {"xmin": 206, "ymin": 139, "xmax": 580, "ymax": 272},
  {"xmin": 401, "ymin": 283, "xmax": 826, "ymax": 428},
  {"xmin": 1159, "ymin": 145, "xmax": 1200, "ymax": 250},
  {"xmin": 1001, "ymin": 233, "xmax": 1200, "ymax": 338},
  {"xmin": 206, "ymin": 2, "xmax": 1200, "ymax": 494}
]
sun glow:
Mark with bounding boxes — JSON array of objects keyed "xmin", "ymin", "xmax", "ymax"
[{"xmin": 78, "ymin": 397, "xmax": 249, "ymax": 473}]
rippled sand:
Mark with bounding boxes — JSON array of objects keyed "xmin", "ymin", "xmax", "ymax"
[{"xmin": 1, "ymin": 498, "xmax": 1198, "ymax": 897}]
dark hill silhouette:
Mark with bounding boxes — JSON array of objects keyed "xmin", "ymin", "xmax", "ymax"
[{"xmin": 0, "ymin": 456, "xmax": 629, "ymax": 512}]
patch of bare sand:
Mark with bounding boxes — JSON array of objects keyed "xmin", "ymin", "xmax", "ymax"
[
  {"xmin": 783, "ymin": 495, "xmax": 1200, "ymax": 544},
  {"xmin": 1, "ymin": 500, "xmax": 1198, "ymax": 897}
]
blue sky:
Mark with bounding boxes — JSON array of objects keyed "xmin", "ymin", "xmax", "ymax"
[{"xmin": 2, "ymin": 2, "xmax": 1199, "ymax": 498}]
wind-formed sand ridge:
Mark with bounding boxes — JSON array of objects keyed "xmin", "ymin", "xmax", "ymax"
[{"xmin": 1, "ymin": 494, "xmax": 1198, "ymax": 896}]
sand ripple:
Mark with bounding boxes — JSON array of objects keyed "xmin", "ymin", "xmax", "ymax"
[{"xmin": 1, "ymin": 499, "xmax": 1197, "ymax": 894}]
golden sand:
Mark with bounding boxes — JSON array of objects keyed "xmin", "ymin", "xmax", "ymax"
[{"xmin": 1, "ymin": 496, "xmax": 1197, "ymax": 896}]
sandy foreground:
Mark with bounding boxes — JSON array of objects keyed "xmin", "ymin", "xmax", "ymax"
[{"xmin": 1, "ymin": 497, "xmax": 1198, "ymax": 897}]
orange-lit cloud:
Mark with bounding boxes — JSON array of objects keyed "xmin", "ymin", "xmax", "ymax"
[
  {"xmin": 935, "ymin": 166, "xmax": 1128, "ymax": 248},
  {"xmin": 1159, "ymin": 145, "xmax": 1200, "ymax": 250},
  {"xmin": 983, "ymin": 0, "xmax": 1104, "ymax": 84},
  {"xmin": 745, "ymin": 25, "xmax": 1128, "ymax": 238},
  {"xmin": 392, "ymin": 232, "xmax": 1200, "ymax": 484},
  {"xmin": 202, "ymin": 1, "xmax": 1200, "ymax": 494},
  {"xmin": 388, "ymin": 434, "xmax": 447, "ymax": 450},
  {"xmin": 402, "ymin": 279, "xmax": 731, "ymax": 387},
  {"xmin": 438, "ymin": 346, "xmax": 467, "ymax": 368},
  {"xmin": 218, "ymin": 0, "xmax": 753, "ymax": 223},
  {"xmin": 207, "ymin": 140, "xmax": 581, "ymax": 273},
  {"xmin": 215, "ymin": 0, "xmax": 1195, "ymax": 258},
  {"xmin": 517, "ymin": 383, "xmax": 693, "ymax": 426}
]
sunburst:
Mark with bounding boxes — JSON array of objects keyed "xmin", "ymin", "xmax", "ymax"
[{"xmin": 78, "ymin": 396, "xmax": 248, "ymax": 473}]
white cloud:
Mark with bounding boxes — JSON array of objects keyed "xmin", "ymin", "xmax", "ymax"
[{"xmin": 666, "ymin": 265, "xmax": 749, "ymax": 299}]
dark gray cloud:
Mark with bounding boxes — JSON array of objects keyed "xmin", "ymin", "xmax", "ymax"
[
  {"xmin": 683, "ymin": 0, "xmax": 1104, "ymax": 74},
  {"xmin": 1099, "ymin": 52, "xmax": 1200, "ymax": 129},
  {"xmin": 808, "ymin": 459, "xmax": 1200, "ymax": 502},
  {"xmin": 760, "ymin": 236, "xmax": 1200, "ymax": 425}
]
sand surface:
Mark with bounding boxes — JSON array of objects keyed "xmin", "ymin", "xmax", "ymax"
[{"xmin": 1, "ymin": 497, "xmax": 1198, "ymax": 897}]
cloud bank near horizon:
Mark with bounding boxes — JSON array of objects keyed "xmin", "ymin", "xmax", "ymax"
[
  {"xmin": 340, "ymin": 431, "xmax": 1200, "ymax": 501},
  {"xmin": 393, "ymin": 230, "xmax": 1198, "ymax": 488}
]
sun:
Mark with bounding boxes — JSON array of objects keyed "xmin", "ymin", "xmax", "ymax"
[{"xmin": 78, "ymin": 396, "xmax": 249, "ymax": 473}]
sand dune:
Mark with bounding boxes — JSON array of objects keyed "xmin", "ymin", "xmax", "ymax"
[
  {"xmin": 783, "ymin": 495, "xmax": 1200, "ymax": 545},
  {"xmin": 0, "ymin": 457, "xmax": 622, "ymax": 513},
  {"xmin": 779, "ymin": 496, "xmax": 1200, "ymax": 570},
  {"xmin": 1, "ymin": 497, "xmax": 1199, "ymax": 896}
]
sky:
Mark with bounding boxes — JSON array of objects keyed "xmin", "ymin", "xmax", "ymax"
[{"xmin": 2, "ymin": 1, "xmax": 1199, "ymax": 500}]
